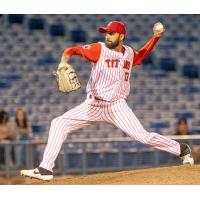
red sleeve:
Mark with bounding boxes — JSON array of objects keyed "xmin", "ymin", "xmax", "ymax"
[
  {"xmin": 63, "ymin": 43, "xmax": 101, "ymax": 63},
  {"xmin": 132, "ymin": 36, "xmax": 160, "ymax": 66}
]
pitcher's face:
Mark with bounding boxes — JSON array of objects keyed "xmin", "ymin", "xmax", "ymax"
[{"xmin": 105, "ymin": 32, "xmax": 121, "ymax": 49}]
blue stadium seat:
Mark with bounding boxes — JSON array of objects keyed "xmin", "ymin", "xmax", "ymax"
[
  {"xmin": 49, "ymin": 24, "xmax": 65, "ymax": 37},
  {"xmin": 2, "ymin": 58, "xmax": 11, "ymax": 65},
  {"xmin": 191, "ymin": 130, "xmax": 200, "ymax": 134},
  {"xmin": 1, "ymin": 74, "xmax": 21, "ymax": 81},
  {"xmin": 149, "ymin": 69, "xmax": 168, "ymax": 78},
  {"xmin": 127, "ymin": 36, "xmax": 140, "ymax": 42},
  {"xmin": 142, "ymin": 53, "xmax": 154, "ymax": 65},
  {"xmin": 0, "ymin": 82, "xmax": 12, "ymax": 89},
  {"xmin": 166, "ymin": 36, "xmax": 198, "ymax": 43},
  {"xmin": 166, "ymin": 36, "xmax": 185, "ymax": 42},
  {"xmin": 8, "ymin": 14, "xmax": 24, "ymax": 24},
  {"xmin": 159, "ymin": 44, "xmax": 176, "ymax": 49},
  {"xmin": 181, "ymin": 86, "xmax": 200, "ymax": 94},
  {"xmin": 150, "ymin": 122, "xmax": 170, "ymax": 133},
  {"xmin": 71, "ymin": 28, "xmax": 87, "ymax": 43},
  {"xmin": 175, "ymin": 112, "xmax": 195, "ymax": 119},
  {"xmin": 32, "ymin": 125, "xmax": 45, "ymax": 135},
  {"xmin": 182, "ymin": 64, "xmax": 199, "ymax": 78},
  {"xmin": 28, "ymin": 17, "xmax": 45, "ymax": 30},
  {"xmin": 91, "ymin": 35, "xmax": 104, "ymax": 43},
  {"xmin": 38, "ymin": 53, "xmax": 57, "ymax": 65},
  {"xmin": 187, "ymin": 36, "xmax": 199, "ymax": 42},
  {"xmin": 159, "ymin": 58, "xmax": 176, "ymax": 71}
]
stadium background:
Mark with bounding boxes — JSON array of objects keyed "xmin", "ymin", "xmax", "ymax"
[{"xmin": 0, "ymin": 14, "xmax": 200, "ymax": 180}]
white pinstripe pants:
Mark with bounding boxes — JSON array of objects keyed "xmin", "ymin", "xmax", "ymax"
[{"xmin": 40, "ymin": 98, "xmax": 180, "ymax": 171}]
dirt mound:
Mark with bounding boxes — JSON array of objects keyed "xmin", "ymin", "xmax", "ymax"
[{"xmin": 20, "ymin": 164, "xmax": 200, "ymax": 185}]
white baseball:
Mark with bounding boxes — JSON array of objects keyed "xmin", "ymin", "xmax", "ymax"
[{"xmin": 155, "ymin": 23, "xmax": 164, "ymax": 31}]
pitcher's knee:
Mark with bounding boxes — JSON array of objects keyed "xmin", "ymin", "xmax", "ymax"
[
  {"xmin": 142, "ymin": 132, "xmax": 158, "ymax": 145},
  {"xmin": 130, "ymin": 129, "xmax": 156, "ymax": 145},
  {"xmin": 50, "ymin": 116, "xmax": 73, "ymax": 135},
  {"xmin": 50, "ymin": 117, "xmax": 59, "ymax": 127},
  {"xmin": 50, "ymin": 117, "xmax": 66, "ymax": 130}
]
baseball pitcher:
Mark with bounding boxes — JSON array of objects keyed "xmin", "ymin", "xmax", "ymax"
[{"xmin": 21, "ymin": 21, "xmax": 194, "ymax": 181}]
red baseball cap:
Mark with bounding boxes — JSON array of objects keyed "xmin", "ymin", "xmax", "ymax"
[{"xmin": 98, "ymin": 21, "xmax": 127, "ymax": 36}]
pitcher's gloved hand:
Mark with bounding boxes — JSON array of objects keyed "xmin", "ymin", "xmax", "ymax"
[{"xmin": 54, "ymin": 63, "xmax": 81, "ymax": 93}]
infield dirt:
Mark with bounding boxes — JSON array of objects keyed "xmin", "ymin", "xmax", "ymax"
[{"xmin": 1, "ymin": 164, "xmax": 200, "ymax": 185}]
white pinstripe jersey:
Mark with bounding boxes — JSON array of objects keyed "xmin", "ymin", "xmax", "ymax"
[{"xmin": 86, "ymin": 42, "xmax": 134, "ymax": 101}]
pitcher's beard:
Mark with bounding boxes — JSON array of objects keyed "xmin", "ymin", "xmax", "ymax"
[{"xmin": 105, "ymin": 39, "xmax": 120, "ymax": 49}]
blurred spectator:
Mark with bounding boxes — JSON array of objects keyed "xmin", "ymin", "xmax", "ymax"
[
  {"xmin": 175, "ymin": 118, "xmax": 200, "ymax": 163},
  {"xmin": 13, "ymin": 108, "xmax": 32, "ymax": 140},
  {"xmin": 175, "ymin": 118, "xmax": 191, "ymax": 135},
  {"xmin": 0, "ymin": 110, "xmax": 14, "ymax": 165},
  {"xmin": 12, "ymin": 108, "xmax": 32, "ymax": 168},
  {"xmin": 0, "ymin": 110, "xmax": 12, "ymax": 140}
]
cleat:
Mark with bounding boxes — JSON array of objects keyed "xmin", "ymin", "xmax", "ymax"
[
  {"xmin": 180, "ymin": 143, "xmax": 194, "ymax": 165},
  {"xmin": 20, "ymin": 167, "xmax": 53, "ymax": 181}
]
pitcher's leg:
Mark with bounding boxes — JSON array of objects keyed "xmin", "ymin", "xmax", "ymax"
[
  {"xmin": 20, "ymin": 100, "xmax": 104, "ymax": 180},
  {"xmin": 40, "ymin": 102, "xmax": 98, "ymax": 171},
  {"xmin": 105, "ymin": 99, "xmax": 180, "ymax": 156}
]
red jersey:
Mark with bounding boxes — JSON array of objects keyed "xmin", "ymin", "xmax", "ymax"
[{"xmin": 63, "ymin": 36, "xmax": 160, "ymax": 101}]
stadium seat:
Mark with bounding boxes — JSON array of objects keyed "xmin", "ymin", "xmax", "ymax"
[
  {"xmin": 71, "ymin": 28, "xmax": 87, "ymax": 43},
  {"xmin": 8, "ymin": 14, "xmax": 24, "ymax": 24},
  {"xmin": 142, "ymin": 53, "xmax": 154, "ymax": 65},
  {"xmin": 32, "ymin": 125, "xmax": 45, "ymax": 135},
  {"xmin": 150, "ymin": 122, "xmax": 170, "ymax": 131},
  {"xmin": 166, "ymin": 36, "xmax": 186, "ymax": 43},
  {"xmin": 28, "ymin": 17, "xmax": 45, "ymax": 30},
  {"xmin": 159, "ymin": 58, "xmax": 176, "ymax": 71},
  {"xmin": 0, "ymin": 81, "xmax": 12, "ymax": 89},
  {"xmin": 175, "ymin": 112, "xmax": 195, "ymax": 119},
  {"xmin": 149, "ymin": 69, "xmax": 168, "ymax": 78},
  {"xmin": 182, "ymin": 64, "xmax": 199, "ymax": 78},
  {"xmin": 1, "ymin": 74, "xmax": 22, "ymax": 81},
  {"xmin": 38, "ymin": 53, "xmax": 57, "ymax": 65},
  {"xmin": 181, "ymin": 86, "xmax": 200, "ymax": 94},
  {"xmin": 49, "ymin": 24, "xmax": 65, "ymax": 37}
]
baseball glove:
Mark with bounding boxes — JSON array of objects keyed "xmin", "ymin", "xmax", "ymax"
[{"xmin": 54, "ymin": 64, "xmax": 81, "ymax": 93}]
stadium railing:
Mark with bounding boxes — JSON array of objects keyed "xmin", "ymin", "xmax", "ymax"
[{"xmin": 0, "ymin": 135, "xmax": 199, "ymax": 176}]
